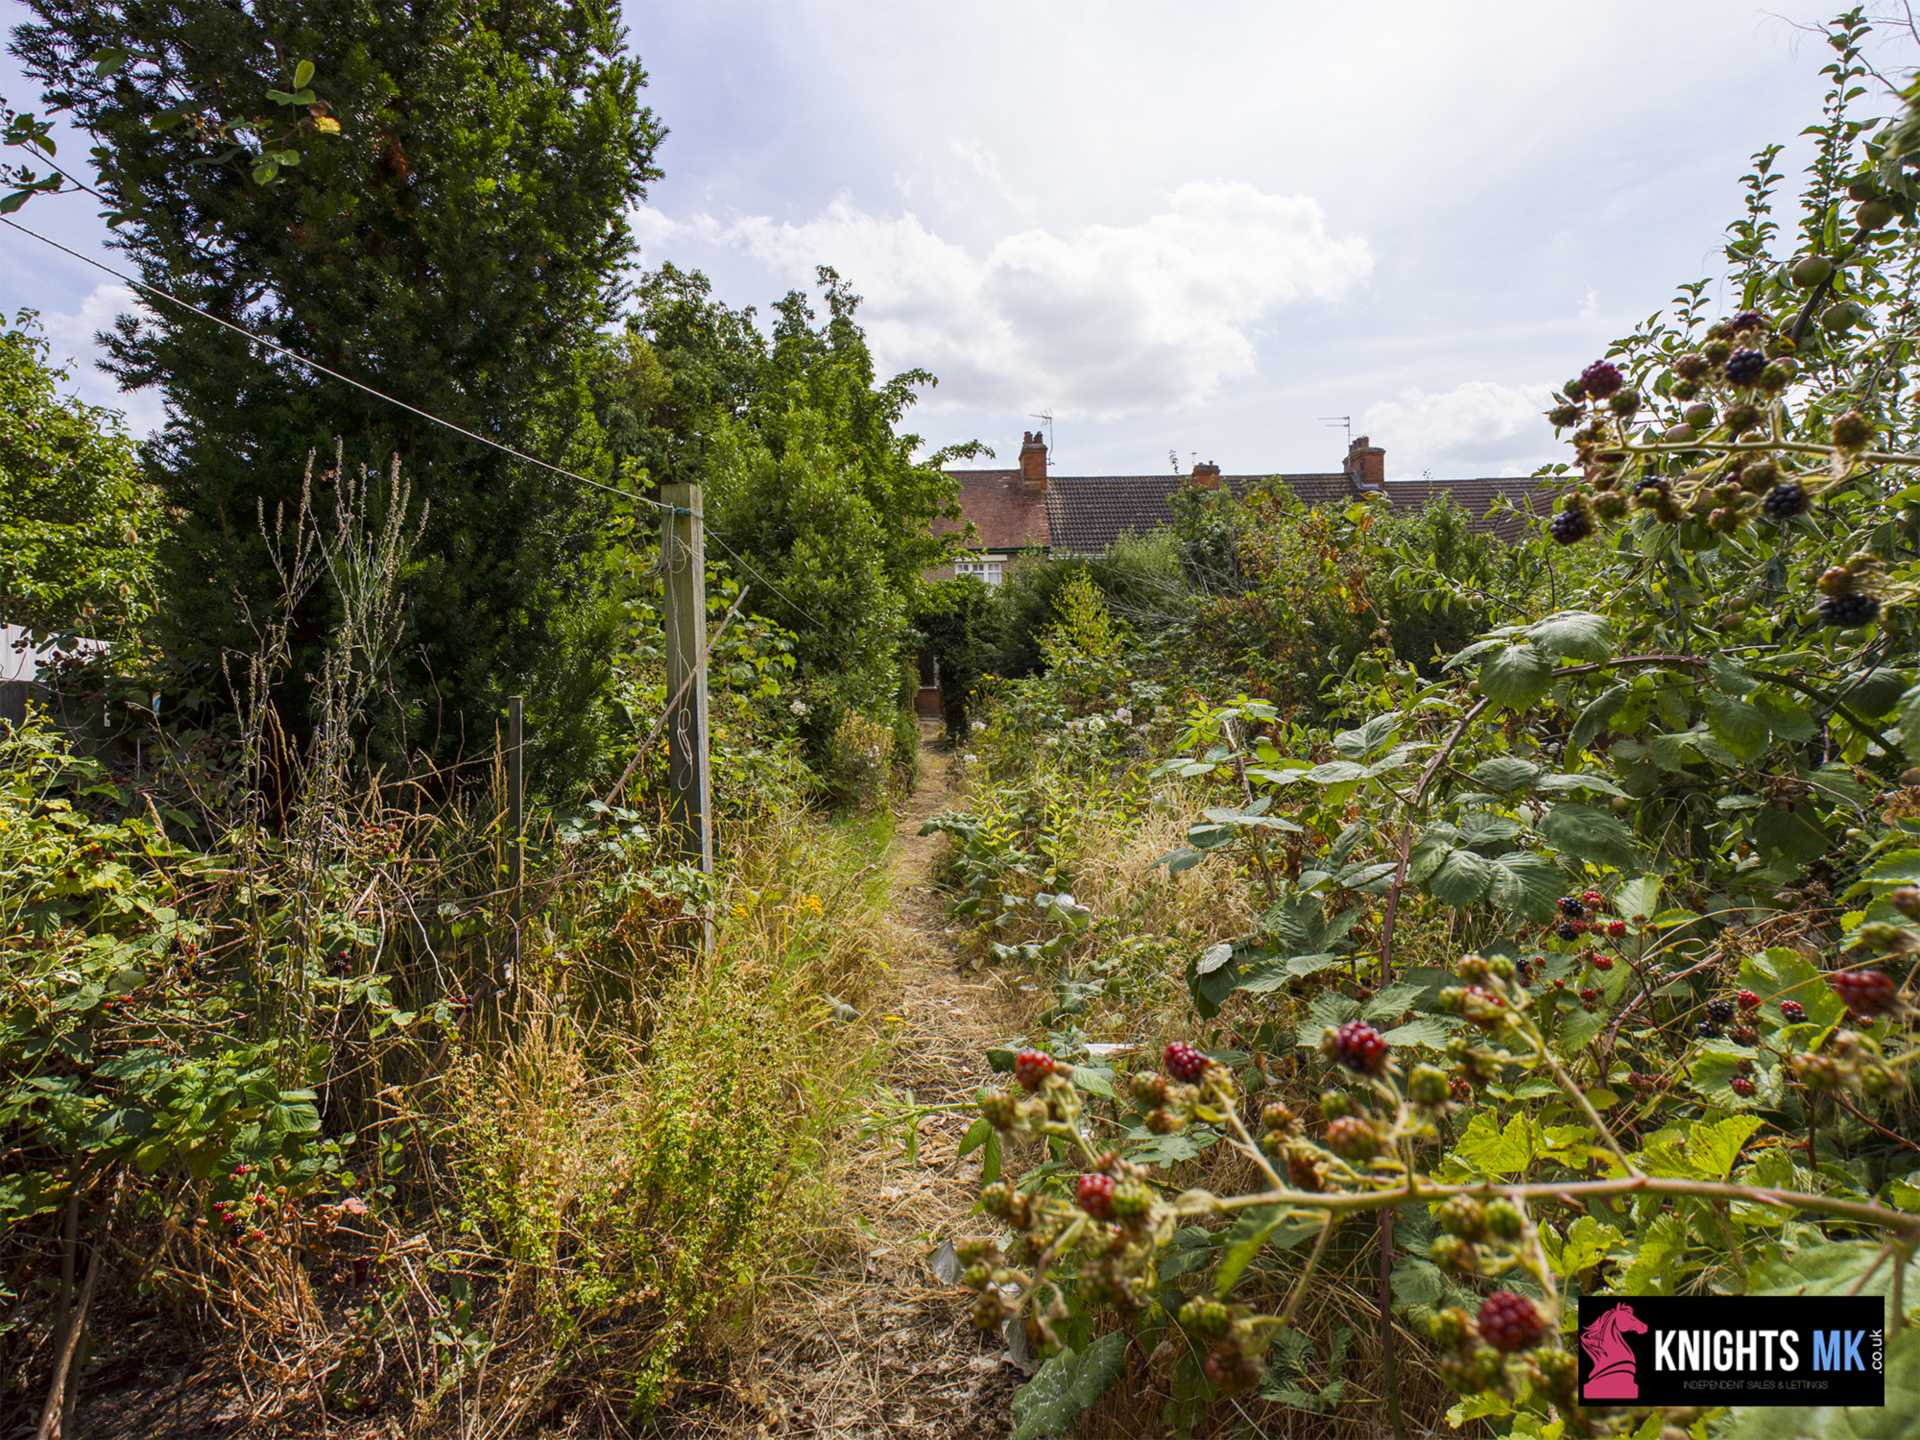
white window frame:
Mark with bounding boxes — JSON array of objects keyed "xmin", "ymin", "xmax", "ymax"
[{"xmin": 955, "ymin": 557, "xmax": 1005, "ymax": 587}]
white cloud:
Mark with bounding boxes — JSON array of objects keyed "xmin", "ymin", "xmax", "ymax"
[
  {"xmin": 32, "ymin": 283, "xmax": 166, "ymax": 437},
  {"xmin": 1361, "ymin": 380, "xmax": 1557, "ymax": 479},
  {"xmin": 634, "ymin": 181, "xmax": 1372, "ymax": 417}
]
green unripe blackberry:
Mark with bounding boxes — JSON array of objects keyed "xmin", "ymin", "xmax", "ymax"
[
  {"xmin": 1725, "ymin": 402, "xmax": 1763, "ymax": 434},
  {"xmin": 1439, "ymin": 1194, "xmax": 1488, "ymax": 1240},
  {"xmin": 1593, "ymin": 491, "xmax": 1629, "ymax": 521},
  {"xmin": 1673, "ymin": 351, "xmax": 1710, "ymax": 380},
  {"xmin": 1429, "ymin": 1306, "xmax": 1472, "ymax": 1348},
  {"xmin": 1320, "ymin": 1088, "xmax": 1355, "ymax": 1118},
  {"xmin": 1408, "ymin": 1064, "xmax": 1450, "ymax": 1106},
  {"xmin": 1608, "ymin": 389, "xmax": 1641, "ymax": 416},
  {"xmin": 1110, "ymin": 1180, "xmax": 1154, "ymax": 1220},
  {"xmin": 1739, "ymin": 459, "xmax": 1777, "ymax": 492},
  {"xmin": 1326, "ymin": 1114, "xmax": 1381, "ymax": 1160},
  {"xmin": 1817, "ymin": 565, "xmax": 1855, "ymax": 598},
  {"xmin": 1179, "ymin": 1296, "xmax": 1231, "ymax": 1338},
  {"xmin": 1703, "ymin": 338, "xmax": 1733, "ymax": 365},
  {"xmin": 1759, "ymin": 359, "xmax": 1794, "ymax": 392},
  {"xmin": 1485, "ymin": 1198, "xmax": 1525, "ymax": 1240},
  {"xmin": 1430, "ymin": 1233, "xmax": 1478, "ymax": 1272},
  {"xmin": 1548, "ymin": 403, "xmax": 1581, "ymax": 428},
  {"xmin": 1888, "ymin": 885, "xmax": 1920, "ymax": 919},
  {"xmin": 1671, "ymin": 376, "xmax": 1702, "ymax": 401},
  {"xmin": 1831, "ymin": 410, "xmax": 1876, "ymax": 452},
  {"xmin": 1261, "ymin": 1101, "xmax": 1297, "ymax": 1133}
]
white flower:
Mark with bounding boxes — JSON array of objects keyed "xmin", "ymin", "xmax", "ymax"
[
  {"xmin": 963, "ymin": 753, "xmax": 979, "ymax": 764},
  {"xmin": 971, "ymin": 719, "xmax": 986, "ymax": 732},
  {"xmin": 789, "ymin": 699, "xmax": 810, "ymax": 717},
  {"xmin": 1085, "ymin": 715, "xmax": 1107, "ymax": 732},
  {"xmin": 1113, "ymin": 707, "xmax": 1132, "ymax": 724}
]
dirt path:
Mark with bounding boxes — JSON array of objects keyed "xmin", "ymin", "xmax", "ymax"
[{"xmin": 680, "ymin": 729, "xmax": 1029, "ymax": 1437}]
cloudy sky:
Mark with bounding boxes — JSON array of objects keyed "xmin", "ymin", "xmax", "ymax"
[{"xmin": 0, "ymin": 1, "xmax": 1909, "ymax": 479}]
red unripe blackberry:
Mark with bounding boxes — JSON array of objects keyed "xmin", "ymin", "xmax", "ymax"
[
  {"xmin": 1780, "ymin": 1000, "xmax": 1806, "ymax": 1022},
  {"xmin": 1591, "ymin": 955, "xmax": 1614, "ymax": 971},
  {"xmin": 1330, "ymin": 1019, "xmax": 1390, "ymax": 1075},
  {"xmin": 1730, "ymin": 1076, "xmax": 1757, "ymax": 1098},
  {"xmin": 1818, "ymin": 592, "xmax": 1880, "ymax": 628},
  {"xmin": 1762, "ymin": 481, "xmax": 1809, "ymax": 521},
  {"xmin": 1076, "ymin": 1171, "xmax": 1116, "ymax": 1219},
  {"xmin": 1326, "ymin": 1114, "xmax": 1381, "ymax": 1159},
  {"xmin": 1725, "ymin": 347, "xmax": 1768, "ymax": 386},
  {"xmin": 1579, "ymin": 987, "xmax": 1599, "ymax": 1005},
  {"xmin": 1605, "ymin": 919, "xmax": 1627, "ymax": 939},
  {"xmin": 1829, "ymin": 970, "xmax": 1897, "ymax": 1019},
  {"xmin": 1582, "ymin": 889, "xmax": 1605, "ymax": 907},
  {"xmin": 1737, "ymin": 989, "xmax": 1761, "ymax": 1011},
  {"xmin": 1579, "ymin": 359, "xmax": 1623, "ymax": 399},
  {"xmin": 1731, "ymin": 1024, "xmax": 1759, "ymax": 1045},
  {"xmin": 1164, "ymin": 1040, "xmax": 1210, "ymax": 1082},
  {"xmin": 1477, "ymin": 1291, "xmax": 1545, "ymax": 1352},
  {"xmin": 1014, "ymin": 1048, "xmax": 1055, "ymax": 1090},
  {"xmin": 1549, "ymin": 508, "xmax": 1593, "ymax": 545}
]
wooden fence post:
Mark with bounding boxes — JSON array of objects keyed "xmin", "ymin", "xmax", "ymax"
[{"xmin": 660, "ymin": 483, "xmax": 713, "ymax": 888}]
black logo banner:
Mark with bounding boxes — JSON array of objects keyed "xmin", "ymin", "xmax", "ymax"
[{"xmin": 1576, "ymin": 1295, "xmax": 1885, "ymax": 1407}]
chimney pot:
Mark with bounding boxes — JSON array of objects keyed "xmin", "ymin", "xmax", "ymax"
[
  {"xmin": 1345, "ymin": 434, "xmax": 1385, "ymax": 491},
  {"xmin": 1189, "ymin": 460, "xmax": 1223, "ymax": 491}
]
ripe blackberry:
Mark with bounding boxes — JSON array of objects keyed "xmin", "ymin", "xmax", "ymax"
[
  {"xmin": 1728, "ymin": 309, "xmax": 1767, "ymax": 333},
  {"xmin": 1780, "ymin": 1000, "xmax": 1807, "ymax": 1023},
  {"xmin": 1830, "ymin": 970, "xmax": 1897, "ymax": 1019},
  {"xmin": 1707, "ymin": 998, "xmax": 1736, "ymax": 1024},
  {"xmin": 1725, "ymin": 347, "xmax": 1768, "ymax": 386},
  {"xmin": 1696, "ymin": 1020, "xmax": 1722, "ymax": 1039},
  {"xmin": 1330, "ymin": 1019, "xmax": 1390, "ymax": 1075},
  {"xmin": 1579, "ymin": 359, "xmax": 1623, "ymax": 400},
  {"xmin": 1558, "ymin": 896, "xmax": 1587, "ymax": 918},
  {"xmin": 1477, "ymin": 1292, "xmax": 1545, "ymax": 1353},
  {"xmin": 1555, "ymin": 921, "xmax": 1581, "ymax": 942},
  {"xmin": 1818, "ymin": 592, "xmax": 1880, "ymax": 628},
  {"xmin": 1164, "ymin": 1040, "xmax": 1210, "ymax": 1082},
  {"xmin": 1731, "ymin": 1076, "xmax": 1757, "ymax": 1098},
  {"xmin": 1014, "ymin": 1049, "xmax": 1055, "ymax": 1090},
  {"xmin": 1549, "ymin": 507, "xmax": 1593, "ymax": 545},
  {"xmin": 1763, "ymin": 482, "xmax": 1808, "ymax": 520},
  {"xmin": 1076, "ymin": 1172, "xmax": 1116, "ymax": 1219}
]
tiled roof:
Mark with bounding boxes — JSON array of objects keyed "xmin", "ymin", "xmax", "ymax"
[
  {"xmin": 938, "ymin": 469, "xmax": 1050, "ymax": 551},
  {"xmin": 1384, "ymin": 476, "xmax": 1558, "ymax": 541},
  {"xmin": 1044, "ymin": 473, "xmax": 1348, "ymax": 555}
]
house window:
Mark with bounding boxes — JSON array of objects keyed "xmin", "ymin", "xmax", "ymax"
[{"xmin": 955, "ymin": 558, "xmax": 1004, "ymax": 587}]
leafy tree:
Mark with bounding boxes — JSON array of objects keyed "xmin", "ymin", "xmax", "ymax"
[
  {"xmin": 0, "ymin": 312, "xmax": 158, "ymax": 636},
  {"xmin": 619, "ymin": 266, "xmax": 969, "ymax": 756},
  {"xmin": 10, "ymin": 0, "xmax": 665, "ymax": 774}
]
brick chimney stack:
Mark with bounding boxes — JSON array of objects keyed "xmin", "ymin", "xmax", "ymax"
[
  {"xmin": 1018, "ymin": 430, "xmax": 1048, "ymax": 486},
  {"xmin": 1189, "ymin": 460, "xmax": 1223, "ymax": 490},
  {"xmin": 1344, "ymin": 435, "xmax": 1385, "ymax": 492}
]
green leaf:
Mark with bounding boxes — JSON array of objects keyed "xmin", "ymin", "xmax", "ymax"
[
  {"xmin": 1528, "ymin": 610, "xmax": 1613, "ymax": 661},
  {"xmin": 1381, "ymin": 1016, "xmax": 1457, "ymax": 1049},
  {"xmin": 1487, "ymin": 851, "xmax": 1564, "ymax": 922},
  {"xmin": 1706, "ymin": 692, "xmax": 1770, "ymax": 762},
  {"xmin": 1428, "ymin": 847, "xmax": 1495, "ymax": 907},
  {"xmin": 1481, "ymin": 643, "xmax": 1552, "ymax": 709},
  {"xmin": 1611, "ymin": 875, "xmax": 1661, "ymax": 921},
  {"xmin": 1569, "ymin": 683, "xmax": 1627, "ymax": 753},
  {"xmin": 1752, "ymin": 686, "xmax": 1817, "ymax": 741},
  {"xmin": 1451, "ymin": 1112, "xmax": 1537, "ymax": 1177},
  {"xmin": 1216, "ymin": 1208, "xmax": 1318, "ymax": 1297},
  {"xmin": 1754, "ymin": 805, "xmax": 1828, "ymax": 865},
  {"xmin": 1469, "ymin": 756, "xmax": 1541, "ymax": 794},
  {"xmin": 293, "ymin": 59, "xmax": 316, "ymax": 90},
  {"xmin": 1333, "ymin": 712, "xmax": 1400, "ymax": 759},
  {"xmin": 1540, "ymin": 1215, "xmax": 1624, "ymax": 1277},
  {"xmin": 1721, "ymin": 1325, "xmax": 1920, "ymax": 1439},
  {"xmin": 1898, "ymin": 680, "xmax": 1920, "ymax": 759},
  {"xmin": 1539, "ymin": 803, "xmax": 1636, "ymax": 870},
  {"xmin": 1638, "ymin": 1114, "xmax": 1761, "ymax": 1181},
  {"xmin": 1010, "ymin": 1332, "xmax": 1130, "ymax": 1440},
  {"xmin": 1739, "ymin": 948, "xmax": 1846, "ymax": 1030}
]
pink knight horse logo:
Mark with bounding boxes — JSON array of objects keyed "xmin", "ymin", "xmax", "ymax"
[{"xmin": 1580, "ymin": 1302, "xmax": 1649, "ymax": 1401}]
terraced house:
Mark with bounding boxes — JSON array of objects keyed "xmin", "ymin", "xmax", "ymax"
[{"xmin": 935, "ymin": 430, "xmax": 1553, "ymax": 584}]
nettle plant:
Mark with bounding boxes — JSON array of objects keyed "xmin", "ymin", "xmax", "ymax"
[{"xmin": 956, "ymin": 18, "xmax": 1920, "ymax": 1437}]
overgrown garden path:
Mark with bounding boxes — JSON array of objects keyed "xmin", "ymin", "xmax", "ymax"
[{"xmin": 677, "ymin": 731, "xmax": 1026, "ymax": 1438}]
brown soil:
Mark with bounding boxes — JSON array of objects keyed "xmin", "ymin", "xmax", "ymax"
[{"xmin": 664, "ymin": 727, "xmax": 1030, "ymax": 1438}]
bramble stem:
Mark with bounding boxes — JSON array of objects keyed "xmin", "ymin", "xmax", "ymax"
[{"xmin": 1180, "ymin": 1173, "xmax": 1920, "ymax": 1235}]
